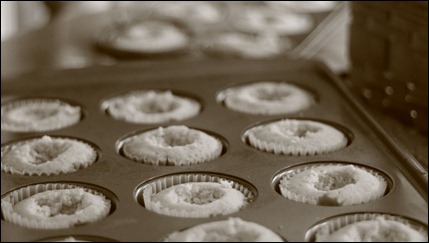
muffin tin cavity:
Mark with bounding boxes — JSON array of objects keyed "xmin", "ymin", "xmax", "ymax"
[
  {"xmin": 101, "ymin": 89, "xmax": 203, "ymax": 124},
  {"xmin": 1, "ymin": 97, "xmax": 85, "ymax": 133},
  {"xmin": 116, "ymin": 126, "xmax": 228, "ymax": 166},
  {"xmin": 1, "ymin": 182, "xmax": 118, "ymax": 229},
  {"xmin": 305, "ymin": 212, "xmax": 428, "ymax": 242},
  {"xmin": 134, "ymin": 172, "xmax": 256, "ymax": 218},
  {"xmin": 272, "ymin": 162, "xmax": 393, "ymax": 206},
  {"xmin": 1, "ymin": 135, "xmax": 101, "ymax": 176},
  {"xmin": 242, "ymin": 118, "xmax": 353, "ymax": 156}
]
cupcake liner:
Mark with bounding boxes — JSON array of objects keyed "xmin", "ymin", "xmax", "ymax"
[
  {"xmin": 121, "ymin": 126, "xmax": 223, "ymax": 166},
  {"xmin": 104, "ymin": 91, "xmax": 201, "ymax": 124},
  {"xmin": 247, "ymin": 132, "xmax": 347, "ymax": 156},
  {"xmin": 231, "ymin": 6, "xmax": 314, "ymax": 36},
  {"xmin": 219, "ymin": 82, "xmax": 315, "ymax": 116},
  {"xmin": 49, "ymin": 236, "xmax": 88, "ymax": 242},
  {"xmin": 1, "ymin": 136, "xmax": 98, "ymax": 176},
  {"xmin": 244, "ymin": 119, "xmax": 347, "ymax": 156},
  {"xmin": 198, "ymin": 31, "xmax": 292, "ymax": 59},
  {"xmin": 310, "ymin": 213, "xmax": 428, "ymax": 242},
  {"xmin": 141, "ymin": 174, "xmax": 255, "ymax": 218},
  {"xmin": 266, "ymin": 1, "xmax": 338, "ymax": 13},
  {"xmin": 125, "ymin": 145, "xmax": 222, "ymax": 166},
  {"xmin": 1, "ymin": 183, "xmax": 111, "ymax": 229},
  {"xmin": 113, "ymin": 22, "xmax": 190, "ymax": 52},
  {"xmin": 35, "ymin": 234, "xmax": 117, "ymax": 242},
  {"xmin": 162, "ymin": 217, "xmax": 284, "ymax": 242},
  {"xmin": 36, "ymin": 235, "xmax": 117, "ymax": 242},
  {"xmin": 146, "ymin": 1, "xmax": 227, "ymax": 27},
  {"xmin": 278, "ymin": 163, "xmax": 388, "ymax": 206},
  {"xmin": 1, "ymin": 98, "xmax": 82, "ymax": 132},
  {"xmin": 225, "ymin": 100, "xmax": 311, "ymax": 115},
  {"xmin": 96, "ymin": 14, "xmax": 194, "ymax": 59}
]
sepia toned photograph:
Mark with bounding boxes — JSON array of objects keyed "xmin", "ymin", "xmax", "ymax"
[{"xmin": 1, "ymin": 1, "xmax": 427, "ymax": 242}]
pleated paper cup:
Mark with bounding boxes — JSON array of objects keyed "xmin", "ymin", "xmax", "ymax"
[
  {"xmin": 1, "ymin": 136, "xmax": 98, "ymax": 176},
  {"xmin": 162, "ymin": 217, "xmax": 284, "ymax": 242},
  {"xmin": 244, "ymin": 119, "xmax": 348, "ymax": 156},
  {"xmin": 140, "ymin": 173, "xmax": 255, "ymax": 218},
  {"xmin": 1, "ymin": 98, "xmax": 82, "ymax": 132},
  {"xmin": 277, "ymin": 163, "xmax": 389, "ymax": 206},
  {"xmin": 307, "ymin": 213, "xmax": 428, "ymax": 242},
  {"xmin": 119, "ymin": 126, "xmax": 224, "ymax": 166},
  {"xmin": 1, "ymin": 183, "xmax": 111, "ymax": 229},
  {"xmin": 102, "ymin": 90, "xmax": 201, "ymax": 124}
]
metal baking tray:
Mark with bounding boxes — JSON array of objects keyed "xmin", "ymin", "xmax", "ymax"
[
  {"xmin": 94, "ymin": 1, "xmax": 345, "ymax": 60},
  {"xmin": 1, "ymin": 58, "xmax": 427, "ymax": 242}
]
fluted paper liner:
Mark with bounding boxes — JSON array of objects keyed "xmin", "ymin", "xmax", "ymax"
[
  {"xmin": 198, "ymin": 31, "xmax": 293, "ymax": 59},
  {"xmin": 36, "ymin": 235, "xmax": 117, "ymax": 242},
  {"xmin": 244, "ymin": 119, "xmax": 348, "ymax": 156},
  {"xmin": 1, "ymin": 98, "xmax": 82, "ymax": 132},
  {"xmin": 147, "ymin": 1, "xmax": 227, "ymax": 27},
  {"xmin": 162, "ymin": 217, "xmax": 284, "ymax": 242},
  {"xmin": 1, "ymin": 136, "xmax": 98, "ymax": 176},
  {"xmin": 125, "ymin": 146, "xmax": 222, "ymax": 166},
  {"xmin": 310, "ymin": 213, "xmax": 428, "ymax": 242},
  {"xmin": 1, "ymin": 183, "xmax": 111, "ymax": 229},
  {"xmin": 141, "ymin": 174, "xmax": 254, "ymax": 218},
  {"xmin": 103, "ymin": 90, "xmax": 201, "ymax": 124},
  {"xmin": 278, "ymin": 163, "xmax": 388, "ymax": 206},
  {"xmin": 218, "ymin": 82, "xmax": 315, "ymax": 116},
  {"xmin": 247, "ymin": 134, "xmax": 347, "ymax": 155},
  {"xmin": 121, "ymin": 126, "xmax": 223, "ymax": 166},
  {"xmin": 231, "ymin": 5, "xmax": 315, "ymax": 36}
]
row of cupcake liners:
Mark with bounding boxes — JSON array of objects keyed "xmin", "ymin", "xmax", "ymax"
[
  {"xmin": 0, "ymin": 130, "xmax": 411, "ymax": 209},
  {"xmin": 2, "ymin": 59, "xmax": 427, "ymax": 241},
  {"xmin": 1, "ymin": 175, "xmax": 425, "ymax": 241},
  {"xmin": 5, "ymin": 211, "xmax": 426, "ymax": 242},
  {"xmin": 3, "ymin": 81, "xmax": 321, "ymax": 130},
  {"xmin": 0, "ymin": 131, "xmax": 396, "ymax": 203},
  {"xmin": 0, "ymin": 154, "xmax": 424, "ymax": 237},
  {"xmin": 1, "ymin": 146, "xmax": 396, "ymax": 212},
  {"xmin": 1, "ymin": 114, "xmax": 354, "ymax": 170},
  {"xmin": 5, "ymin": 212, "xmax": 427, "ymax": 242}
]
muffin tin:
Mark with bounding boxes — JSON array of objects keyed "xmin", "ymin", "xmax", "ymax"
[
  {"xmin": 94, "ymin": 1, "xmax": 345, "ymax": 60},
  {"xmin": 1, "ymin": 58, "xmax": 427, "ymax": 241}
]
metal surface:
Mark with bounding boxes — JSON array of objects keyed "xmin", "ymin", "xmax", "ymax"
[{"xmin": 1, "ymin": 59, "xmax": 427, "ymax": 242}]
